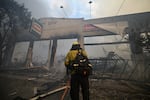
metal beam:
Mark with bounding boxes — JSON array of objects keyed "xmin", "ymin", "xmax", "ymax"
[
  {"xmin": 84, "ymin": 41, "xmax": 129, "ymax": 45},
  {"xmin": 83, "ymin": 27, "xmax": 117, "ymax": 36},
  {"xmin": 84, "ymin": 12, "xmax": 150, "ymax": 24}
]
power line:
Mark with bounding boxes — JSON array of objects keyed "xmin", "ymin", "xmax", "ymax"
[
  {"xmin": 113, "ymin": 0, "xmax": 126, "ymax": 51},
  {"xmin": 59, "ymin": 0, "xmax": 68, "ymax": 18},
  {"xmin": 60, "ymin": 6, "xmax": 68, "ymax": 18},
  {"xmin": 116, "ymin": 0, "xmax": 126, "ymax": 15},
  {"xmin": 48, "ymin": 0, "xmax": 65, "ymax": 18}
]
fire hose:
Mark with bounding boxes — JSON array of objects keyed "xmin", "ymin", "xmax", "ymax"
[{"xmin": 30, "ymin": 80, "xmax": 70, "ymax": 100}]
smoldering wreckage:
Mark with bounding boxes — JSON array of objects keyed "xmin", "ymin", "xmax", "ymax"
[{"xmin": 0, "ymin": 12, "xmax": 150, "ymax": 100}]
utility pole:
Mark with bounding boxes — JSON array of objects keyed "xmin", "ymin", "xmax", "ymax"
[{"xmin": 89, "ymin": 1, "xmax": 92, "ymax": 18}]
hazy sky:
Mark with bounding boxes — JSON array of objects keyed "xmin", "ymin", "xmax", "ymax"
[{"xmin": 15, "ymin": 0, "xmax": 150, "ymax": 19}]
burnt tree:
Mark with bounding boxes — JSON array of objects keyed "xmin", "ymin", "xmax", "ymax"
[{"xmin": 0, "ymin": 0, "xmax": 31, "ymax": 66}]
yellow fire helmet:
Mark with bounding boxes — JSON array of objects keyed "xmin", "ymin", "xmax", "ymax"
[{"xmin": 73, "ymin": 41, "xmax": 80, "ymax": 45}]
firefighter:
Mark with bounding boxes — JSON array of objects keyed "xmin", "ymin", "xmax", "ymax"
[{"xmin": 64, "ymin": 41, "xmax": 90, "ymax": 100}]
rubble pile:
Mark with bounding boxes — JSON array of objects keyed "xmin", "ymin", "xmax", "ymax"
[
  {"xmin": 89, "ymin": 79, "xmax": 150, "ymax": 100},
  {"xmin": 0, "ymin": 65, "xmax": 150, "ymax": 100}
]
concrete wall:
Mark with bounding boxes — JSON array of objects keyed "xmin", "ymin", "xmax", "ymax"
[
  {"xmin": 32, "ymin": 40, "xmax": 51, "ymax": 67},
  {"xmin": 11, "ymin": 42, "xmax": 30, "ymax": 66},
  {"xmin": 39, "ymin": 18, "xmax": 83, "ymax": 39},
  {"xmin": 11, "ymin": 40, "xmax": 52, "ymax": 68}
]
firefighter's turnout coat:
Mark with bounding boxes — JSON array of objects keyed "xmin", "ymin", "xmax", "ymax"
[{"xmin": 64, "ymin": 49, "xmax": 88, "ymax": 74}]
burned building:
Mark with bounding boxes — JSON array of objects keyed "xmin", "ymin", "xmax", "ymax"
[{"xmin": 0, "ymin": 12, "xmax": 150, "ymax": 100}]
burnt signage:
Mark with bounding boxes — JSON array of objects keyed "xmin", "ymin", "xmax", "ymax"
[{"xmin": 30, "ymin": 18, "xmax": 43, "ymax": 38}]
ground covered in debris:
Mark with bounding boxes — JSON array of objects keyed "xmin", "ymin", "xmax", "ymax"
[
  {"xmin": 89, "ymin": 79, "xmax": 150, "ymax": 100},
  {"xmin": 0, "ymin": 68, "xmax": 150, "ymax": 100}
]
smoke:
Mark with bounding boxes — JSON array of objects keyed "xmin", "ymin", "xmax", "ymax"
[
  {"xmin": 14, "ymin": 0, "xmax": 51, "ymax": 18},
  {"xmin": 15, "ymin": 0, "xmax": 150, "ymax": 19},
  {"xmin": 14, "ymin": 0, "xmax": 73, "ymax": 18}
]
